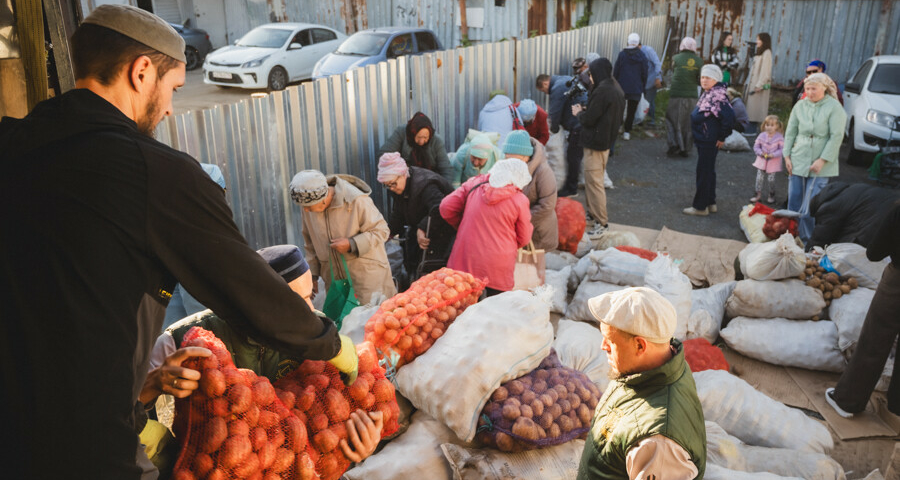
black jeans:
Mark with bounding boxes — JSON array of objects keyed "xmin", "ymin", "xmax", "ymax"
[
  {"xmin": 562, "ymin": 128, "xmax": 584, "ymax": 193},
  {"xmin": 692, "ymin": 143, "xmax": 718, "ymax": 210},
  {"xmin": 624, "ymin": 98, "xmax": 640, "ymax": 133},
  {"xmin": 833, "ymin": 263, "xmax": 900, "ymax": 414}
]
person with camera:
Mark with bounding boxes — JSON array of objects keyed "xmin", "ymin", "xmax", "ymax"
[
  {"xmin": 572, "ymin": 58, "xmax": 626, "ymax": 235},
  {"xmin": 536, "ymin": 62, "xmax": 589, "ymax": 198}
]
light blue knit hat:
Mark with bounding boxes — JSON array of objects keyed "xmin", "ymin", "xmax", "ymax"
[
  {"xmin": 516, "ymin": 99, "xmax": 538, "ymax": 122},
  {"xmin": 502, "ymin": 130, "xmax": 534, "ymax": 157}
]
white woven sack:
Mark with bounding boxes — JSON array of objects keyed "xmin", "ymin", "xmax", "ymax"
[
  {"xmin": 722, "ymin": 130, "xmax": 751, "ymax": 152},
  {"xmin": 553, "ymin": 319, "xmax": 610, "ymax": 392},
  {"xmin": 394, "ymin": 290, "xmax": 554, "ymax": 442},
  {"xmin": 545, "ymin": 266, "xmax": 571, "ymax": 314},
  {"xmin": 824, "ymin": 243, "xmax": 889, "ymax": 289},
  {"xmin": 829, "ymin": 287, "xmax": 875, "ymax": 351},
  {"xmin": 725, "ymin": 279, "xmax": 825, "ymax": 320},
  {"xmin": 706, "ymin": 421, "xmax": 845, "ymax": 480},
  {"xmin": 738, "ymin": 233, "xmax": 806, "ymax": 281},
  {"xmin": 593, "ymin": 231, "xmax": 640, "ymax": 250},
  {"xmin": 587, "ymin": 248, "xmax": 651, "ymax": 286},
  {"xmin": 566, "ymin": 280, "xmax": 626, "ymax": 323},
  {"xmin": 687, "ymin": 282, "xmax": 736, "ymax": 342},
  {"xmin": 339, "ymin": 292, "xmax": 386, "ymax": 344},
  {"xmin": 568, "ymin": 253, "xmax": 594, "ymax": 292},
  {"xmin": 344, "ymin": 411, "xmax": 464, "ymax": 480},
  {"xmin": 644, "ymin": 255, "xmax": 693, "ymax": 340},
  {"xmin": 720, "ymin": 317, "xmax": 845, "ymax": 372},
  {"xmin": 575, "ymin": 232, "xmax": 592, "ymax": 258},
  {"xmin": 441, "ymin": 440, "xmax": 585, "ymax": 480},
  {"xmin": 545, "ymin": 251, "xmax": 578, "ymax": 271},
  {"xmin": 693, "ymin": 370, "xmax": 834, "ymax": 453},
  {"xmin": 705, "ymin": 464, "xmax": 802, "ymax": 480},
  {"xmin": 545, "ymin": 130, "xmax": 567, "ymax": 187}
]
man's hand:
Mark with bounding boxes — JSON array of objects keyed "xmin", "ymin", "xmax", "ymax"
[
  {"xmin": 328, "ymin": 335, "xmax": 359, "ymax": 386},
  {"xmin": 809, "ymin": 158, "xmax": 826, "ymax": 174},
  {"xmin": 785, "ymin": 156, "xmax": 793, "ymax": 176},
  {"xmin": 571, "ymin": 104, "xmax": 584, "ymax": 116},
  {"xmin": 339, "ymin": 410, "xmax": 384, "ymax": 463},
  {"xmin": 311, "ymin": 275, "xmax": 319, "ymax": 299},
  {"xmin": 715, "ymin": 140, "xmax": 725, "ymax": 149},
  {"xmin": 330, "ymin": 238, "xmax": 351, "ymax": 254},
  {"xmin": 654, "ymin": 78, "xmax": 662, "ymax": 89},
  {"xmin": 416, "ymin": 228, "xmax": 430, "ymax": 249},
  {"xmin": 139, "ymin": 347, "xmax": 211, "ymax": 405}
]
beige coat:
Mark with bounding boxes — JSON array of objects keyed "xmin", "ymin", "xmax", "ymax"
[
  {"xmin": 521, "ymin": 137, "xmax": 559, "ymax": 251},
  {"xmin": 301, "ymin": 174, "xmax": 396, "ymax": 304},
  {"xmin": 745, "ymin": 49, "xmax": 772, "ymax": 122}
]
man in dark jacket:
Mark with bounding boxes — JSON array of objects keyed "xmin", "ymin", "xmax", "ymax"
[
  {"xmin": 573, "ymin": 58, "xmax": 626, "ymax": 235},
  {"xmin": 537, "ymin": 71, "xmax": 587, "ymax": 197},
  {"xmin": 0, "ymin": 6, "xmax": 347, "ymax": 479},
  {"xmin": 809, "ymin": 182, "xmax": 900, "ymax": 249},
  {"xmin": 613, "ymin": 33, "xmax": 649, "ymax": 141}
]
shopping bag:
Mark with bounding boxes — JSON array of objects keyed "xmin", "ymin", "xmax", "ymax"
[
  {"xmin": 323, "ymin": 253, "xmax": 359, "ymax": 329},
  {"xmin": 513, "ymin": 241, "xmax": 545, "ymax": 291}
]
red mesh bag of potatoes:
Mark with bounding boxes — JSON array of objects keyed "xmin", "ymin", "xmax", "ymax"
[
  {"xmin": 683, "ymin": 338, "xmax": 729, "ymax": 373},
  {"xmin": 170, "ymin": 326, "xmax": 318, "ymax": 480},
  {"xmin": 272, "ymin": 341, "xmax": 400, "ymax": 480},
  {"xmin": 363, "ymin": 268, "xmax": 485, "ymax": 368},
  {"xmin": 474, "ymin": 350, "xmax": 601, "ymax": 452},
  {"xmin": 614, "ymin": 245, "xmax": 657, "ymax": 261},
  {"xmin": 762, "ymin": 214, "xmax": 798, "ymax": 240},
  {"xmin": 556, "ymin": 197, "xmax": 587, "ymax": 255}
]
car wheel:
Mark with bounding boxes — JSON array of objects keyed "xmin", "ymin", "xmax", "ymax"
[
  {"xmin": 184, "ymin": 47, "xmax": 201, "ymax": 71},
  {"xmin": 267, "ymin": 67, "xmax": 288, "ymax": 91},
  {"xmin": 844, "ymin": 121, "xmax": 875, "ymax": 167}
]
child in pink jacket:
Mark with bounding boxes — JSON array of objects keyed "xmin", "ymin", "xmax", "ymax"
[
  {"xmin": 751, "ymin": 115, "xmax": 785, "ymax": 203},
  {"xmin": 440, "ymin": 159, "xmax": 533, "ymax": 295}
]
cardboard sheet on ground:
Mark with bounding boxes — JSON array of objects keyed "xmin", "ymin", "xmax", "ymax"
[
  {"xmin": 607, "ymin": 223, "xmax": 660, "ymax": 249},
  {"xmin": 785, "ymin": 367, "xmax": 900, "ymax": 441},
  {"xmin": 722, "ymin": 349, "xmax": 815, "ymax": 411},
  {"xmin": 651, "ymin": 226, "xmax": 746, "ymax": 287}
]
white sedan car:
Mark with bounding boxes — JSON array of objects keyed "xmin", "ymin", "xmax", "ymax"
[
  {"xmin": 842, "ymin": 55, "xmax": 900, "ymax": 165},
  {"xmin": 203, "ymin": 23, "xmax": 346, "ymax": 91}
]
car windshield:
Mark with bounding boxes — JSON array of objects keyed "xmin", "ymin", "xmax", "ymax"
[
  {"xmin": 336, "ymin": 33, "xmax": 390, "ymax": 56},
  {"xmin": 868, "ymin": 64, "xmax": 900, "ymax": 95},
  {"xmin": 237, "ymin": 27, "xmax": 291, "ymax": 48}
]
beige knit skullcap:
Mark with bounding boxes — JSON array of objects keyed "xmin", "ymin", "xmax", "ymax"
[{"xmin": 83, "ymin": 4, "xmax": 186, "ymax": 63}]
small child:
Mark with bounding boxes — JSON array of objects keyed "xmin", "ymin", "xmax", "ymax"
[{"xmin": 751, "ymin": 115, "xmax": 784, "ymax": 203}]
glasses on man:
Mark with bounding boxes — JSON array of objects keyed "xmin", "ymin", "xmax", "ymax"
[{"xmin": 806, "ymin": 69, "xmax": 819, "ymax": 75}]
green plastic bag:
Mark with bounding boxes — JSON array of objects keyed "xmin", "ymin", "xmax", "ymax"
[{"xmin": 322, "ymin": 253, "xmax": 359, "ymax": 330}]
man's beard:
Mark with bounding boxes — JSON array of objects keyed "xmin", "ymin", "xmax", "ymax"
[
  {"xmin": 136, "ymin": 84, "xmax": 161, "ymax": 138},
  {"xmin": 607, "ymin": 364, "xmax": 637, "ymax": 380}
]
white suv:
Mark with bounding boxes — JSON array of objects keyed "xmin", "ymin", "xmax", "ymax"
[{"xmin": 842, "ymin": 55, "xmax": 900, "ymax": 165}]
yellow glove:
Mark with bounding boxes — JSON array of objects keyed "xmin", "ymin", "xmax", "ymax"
[{"xmin": 328, "ymin": 335, "xmax": 358, "ymax": 386}]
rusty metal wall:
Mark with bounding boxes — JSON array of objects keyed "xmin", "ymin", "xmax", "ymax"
[
  {"xmin": 583, "ymin": 0, "xmax": 900, "ymax": 87},
  {"xmin": 155, "ymin": 15, "xmax": 665, "ymax": 249}
]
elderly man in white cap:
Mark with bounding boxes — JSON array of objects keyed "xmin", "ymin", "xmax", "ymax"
[
  {"xmin": 290, "ymin": 170, "xmax": 396, "ymax": 306},
  {"xmin": 577, "ymin": 287, "xmax": 706, "ymax": 480},
  {"xmin": 0, "ymin": 5, "xmax": 346, "ymax": 479}
]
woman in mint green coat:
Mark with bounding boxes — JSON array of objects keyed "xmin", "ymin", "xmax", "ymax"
[{"xmin": 783, "ymin": 72, "xmax": 846, "ymax": 246}]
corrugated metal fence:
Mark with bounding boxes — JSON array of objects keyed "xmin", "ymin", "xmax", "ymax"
[{"xmin": 156, "ymin": 15, "xmax": 666, "ymax": 249}]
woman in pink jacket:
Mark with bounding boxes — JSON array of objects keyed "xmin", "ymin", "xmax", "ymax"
[{"xmin": 440, "ymin": 159, "xmax": 534, "ymax": 295}]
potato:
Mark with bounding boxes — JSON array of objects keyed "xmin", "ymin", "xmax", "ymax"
[
  {"xmin": 257, "ymin": 410, "xmax": 279, "ymax": 429},
  {"xmin": 324, "ymin": 389, "xmax": 351, "ymax": 424},
  {"xmin": 257, "ymin": 441, "xmax": 276, "ymax": 469},
  {"xmin": 538, "ymin": 412, "xmax": 554, "ymax": 429},
  {"xmin": 209, "ymin": 397, "xmax": 229, "ymax": 417},
  {"xmin": 296, "ymin": 385, "xmax": 316, "ymax": 411},
  {"xmin": 807, "ymin": 277, "xmax": 822, "ymax": 288},
  {"xmin": 824, "ymin": 291, "xmax": 832, "ymax": 300},
  {"xmin": 540, "ymin": 393, "xmax": 555, "ymax": 407},
  {"xmin": 531, "ymin": 399, "xmax": 544, "ymax": 417},
  {"xmin": 548, "ymin": 403, "xmax": 563, "ymax": 419},
  {"xmin": 233, "ymin": 452, "xmax": 260, "ymax": 477},
  {"xmin": 310, "ymin": 413, "xmax": 329, "ymax": 433},
  {"xmin": 519, "ymin": 404, "xmax": 534, "ymax": 419},
  {"xmin": 797, "ymin": 273, "xmax": 807, "ymax": 281},
  {"xmin": 313, "ymin": 428, "xmax": 340, "ymax": 452},
  {"xmin": 220, "ymin": 435, "xmax": 252, "ymax": 468},
  {"xmin": 557, "ymin": 415, "xmax": 573, "ymax": 433},
  {"xmin": 512, "ymin": 417, "xmax": 539, "ymax": 441},
  {"xmin": 491, "ymin": 386, "xmax": 509, "ymax": 402},
  {"xmin": 276, "ymin": 390, "xmax": 295, "ymax": 410},
  {"xmin": 521, "ymin": 390, "xmax": 536, "ymax": 405},
  {"xmin": 201, "ymin": 417, "xmax": 228, "ymax": 453},
  {"xmin": 372, "ymin": 378, "xmax": 395, "ymax": 403},
  {"xmin": 577, "ymin": 403, "xmax": 592, "ymax": 424},
  {"xmin": 532, "ymin": 380, "xmax": 548, "ymax": 394},
  {"xmin": 502, "ymin": 404, "xmax": 520, "ymax": 421},
  {"xmin": 192, "ymin": 453, "xmax": 214, "ymax": 478},
  {"xmin": 250, "ymin": 427, "xmax": 267, "ymax": 451},
  {"xmin": 228, "ymin": 384, "xmax": 253, "ymax": 414},
  {"xmin": 360, "ymin": 392, "xmax": 376, "ymax": 409},
  {"xmin": 569, "ymin": 393, "xmax": 581, "ymax": 409},
  {"xmin": 284, "ymin": 416, "xmax": 308, "ymax": 453},
  {"xmin": 295, "ymin": 452, "xmax": 317, "ymax": 480},
  {"xmin": 549, "ymin": 423, "xmax": 561, "ymax": 437},
  {"xmin": 823, "ymin": 282, "xmax": 834, "ymax": 292},
  {"xmin": 503, "ymin": 397, "xmax": 521, "ymax": 409},
  {"xmin": 848, "ymin": 277, "xmax": 858, "ymax": 289},
  {"xmin": 559, "ymin": 399, "xmax": 572, "ymax": 414},
  {"xmin": 269, "ymin": 447, "xmax": 294, "ymax": 473},
  {"xmin": 244, "ymin": 404, "xmax": 260, "ymax": 427},
  {"xmin": 200, "ymin": 369, "xmax": 227, "ymax": 397},
  {"xmin": 507, "ymin": 380, "xmax": 525, "ymax": 395},
  {"xmin": 840, "ymin": 284, "xmax": 851, "ymax": 294},
  {"xmin": 268, "ymin": 427, "xmax": 284, "ymax": 448},
  {"xmin": 534, "ymin": 369, "xmax": 550, "ymax": 381},
  {"xmin": 825, "ymin": 272, "xmax": 839, "ymax": 284},
  {"xmin": 495, "ymin": 432, "xmax": 515, "ymax": 452},
  {"xmin": 172, "ymin": 469, "xmax": 196, "ymax": 480},
  {"xmin": 804, "ymin": 267, "xmax": 814, "ymax": 276},
  {"xmin": 554, "ymin": 385, "xmax": 569, "ymax": 397},
  {"xmin": 832, "ymin": 289, "xmax": 843, "ymax": 299}
]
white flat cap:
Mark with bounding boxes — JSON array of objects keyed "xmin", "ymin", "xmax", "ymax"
[{"xmin": 588, "ymin": 287, "xmax": 676, "ymax": 343}]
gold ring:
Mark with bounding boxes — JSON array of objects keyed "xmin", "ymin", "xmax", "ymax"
[{"xmin": 173, "ymin": 378, "xmax": 178, "ymax": 388}]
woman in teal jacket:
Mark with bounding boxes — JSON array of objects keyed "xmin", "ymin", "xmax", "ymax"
[{"xmin": 783, "ymin": 72, "xmax": 846, "ymax": 246}]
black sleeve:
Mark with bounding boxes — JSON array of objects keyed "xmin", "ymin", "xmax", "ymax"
[
  {"xmin": 809, "ymin": 200, "xmax": 844, "ymax": 249},
  {"xmin": 417, "ymin": 181, "xmax": 449, "ymax": 231},
  {"xmin": 144, "ymin": 146, "xmax": 340, "ymax": 360},
  {"xmin": 866, "ymin": 201, "xmax": 900, "ymax": 262}
]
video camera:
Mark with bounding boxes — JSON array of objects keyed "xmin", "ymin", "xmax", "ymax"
[
  {"xmin": 564, "ymin": 76, "xmax": 588, "ymax": 104},
  {"xmin": 744, "ymin": 40, "xmax": 757, "ymax": 58}
]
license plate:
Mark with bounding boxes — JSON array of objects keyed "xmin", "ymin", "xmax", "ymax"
[{"xmin": 211, "ymin": 71, "xmax": 232, "ymax": 79}]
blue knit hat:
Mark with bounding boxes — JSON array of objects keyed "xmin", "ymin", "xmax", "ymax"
[
  {"xmin": 502, "ymin": 130, "xmax": 534, "ymax": 157},
  {"xmin": 257, "ymin": 245, "xmax": 309, "ymax": 283},
  {"xmin": 516, "ymin": 99, "xmax": 538, "ymax": 122}
]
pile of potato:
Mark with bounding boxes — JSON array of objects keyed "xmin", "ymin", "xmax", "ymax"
[
  {"xmin": 799, "ymin": 258, "xmax": 859, "ymax": 313},
  {"xmin": 475, "ymin": 351, "xmax": 601, "ymax": 452}
]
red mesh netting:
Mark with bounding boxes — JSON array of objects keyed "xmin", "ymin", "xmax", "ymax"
[
  {"xmin": 363, "ymin": 268, "xmax": 485, "ymax": 368},
  {"xmin": 683, "ymin": 338, "xmax": 730, "ymax": 373},
  {"xmin": 171, "ymin": 327, "xmax": 318, "ymax": 480},
  {"xmin": 556, "ymin": 197, "xmax": 587, "ymax": 255},
  {"xmin": 614, "ymin": 245, "xmax": 658, "ymax": 261},
  {"xmin": 272, "ymin": 341, "xmax": 399, "ymax": 480},
  {"xmin": 475, "ymin": 351, "xmax": 602, "ymax": 452},
  {"xmin": 762, "ymin": 214, "xmax": 799, "ymax": 240}
]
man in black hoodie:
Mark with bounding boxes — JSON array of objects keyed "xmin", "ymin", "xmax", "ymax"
[
  {"xmin": 572, "ymin": 58, "xmax": 626, "ymax": 235},
  {"xmin": 0, "ymin": 6, "xmax": 348, "ymax": 479}
]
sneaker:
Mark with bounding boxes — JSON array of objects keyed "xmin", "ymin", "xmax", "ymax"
[
  {"xmin": 623, "ymin": 132, "xmax": 630, "ymax": 141},
  {"xmin": 682, "ymin": 207, "xmax": 709, "ymax": 216},
  {"xmin": 825, "ymin": 388, "xmax": 854, "ymax": 418},
  {"xmin": 767, "ymin": 195, "xmax": 776, "ymax": 204},
  {"xmin": 750, "ymin": 193, "xmax": 762, "ymax": 203},
  {"xmin": 708, "ymin": 204, "xmax": 717, "ymax": 213},
  {"xmin": 588, "ymin": 223, "xmax": 609, "ymax": 236}
]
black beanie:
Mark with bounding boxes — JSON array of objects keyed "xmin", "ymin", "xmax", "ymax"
[{"xmin": 257, "ymin": 245, "xmax": 309, "ymax": 283}]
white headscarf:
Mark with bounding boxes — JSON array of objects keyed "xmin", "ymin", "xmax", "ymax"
[
  {"xmin": 804, "ymin": 72, "xmax": 839, "ymax": 101},
  {"xmin": 488, "ymin": 158, "xmax": 531, "ymax": 190},
  {"xmin": 680, "ymin": 37, "xmax": 697, "ymax": 52}
]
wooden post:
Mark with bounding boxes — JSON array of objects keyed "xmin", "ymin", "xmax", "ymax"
[
  {"xmin": 459, "ymin": 0, "xmax": 469, "ymax": 45},
  {"xmin": 43, "ymin": 0, "xmax": 76, "ymax": 93},
  {"xmin": 14, "ymin": 0, "xmax": 48, "ymax": 110}
]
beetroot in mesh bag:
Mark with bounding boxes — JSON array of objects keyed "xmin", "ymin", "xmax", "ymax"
[
  {"xmin": 475, "ymin": 350, "xmax": 602, "ymax": 452},
  {"xmin": 363, "ymin": 268, "xmax": 486, "ymax": 367},
  {"xmin": 273, "ymin": 341, "xmax": 399, "ymax": 480},
  {"xmin": 171, "ymin": 326, "xmax": 318, "ymax": 480}
]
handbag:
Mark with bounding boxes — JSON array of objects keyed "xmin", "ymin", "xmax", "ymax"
[
  {"xmin": 513, "ymin": 241, "xmax": 546, "ymax": 291},
  {"xmin": 322, "ymin": 253, "xmax": 359, "ymax": 329}
]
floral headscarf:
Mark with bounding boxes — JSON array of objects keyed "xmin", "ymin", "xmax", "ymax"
[{"xmin": 696, "ymin": 83, "xmax": 730, "ymax": 118}]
